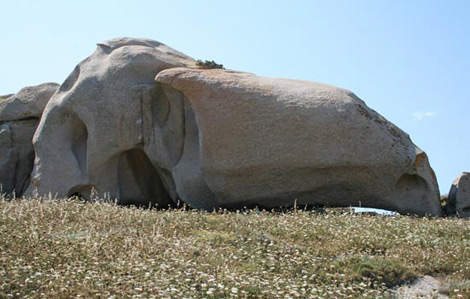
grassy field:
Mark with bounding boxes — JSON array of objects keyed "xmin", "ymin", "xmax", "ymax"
[{"xmin": 1, "ymin": 198, "xmax": 470, "ymax": 298}]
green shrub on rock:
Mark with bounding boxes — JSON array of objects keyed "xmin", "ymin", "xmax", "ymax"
[{"xmin": 196, "ymin": 59, "xmax": 224, "ymax": 69}]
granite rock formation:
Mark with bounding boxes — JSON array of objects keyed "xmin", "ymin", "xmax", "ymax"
[
  {"xmin": 0, "ymin": 83, "xmax": 59, "ymax": 196},
  {"xmin": 444, "ymin": 172, "xmax": 470, "ymax": 217},
  {"xmin": 23, "ymin": 38, "xmax": 441, "ymax": 215}
]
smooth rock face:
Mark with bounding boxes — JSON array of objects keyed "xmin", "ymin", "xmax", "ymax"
[
  {"xmin": 0, "ymin": 83, "xmax": 59, "ymax": 195},
  {"xmin": 154, "ymin": 68, "xmax": 441, "ymax": 216},
  {"xmin": 27, "ymin": 38, "xmax": 196, "ymax": 207},
  {"xmin": 445, "ymin": 172, "xmax": 470, "ymax": 217}
]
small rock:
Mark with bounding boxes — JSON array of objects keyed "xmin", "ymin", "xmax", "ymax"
[{"xmin": 392, "ymin": 276, "xmax": 447, "ymax": 298}]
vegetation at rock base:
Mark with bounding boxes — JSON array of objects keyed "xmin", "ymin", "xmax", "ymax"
[
  {"xmin": 196, "ymin": 59, "xmax": 224, "ymax": 69},
  {"xmin": 1, "ymin": 198, "xmax": 470, "ymax": 298}
]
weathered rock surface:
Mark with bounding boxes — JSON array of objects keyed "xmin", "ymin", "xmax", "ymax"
[
  {"xmin": 0, "ymin": 83, "xmax": 59, "ymax": 195},
  {"xmin": 444, "ymin": 172, "xmax": 470, "ymax": 217},
  {"xmin": 154, "ymin": 68, "xmax": 441, "ymax": 215},
  {"xmin": 26, "ymin": 38, "xmax": 196, "ymax": 207},
  {"xmin": 26, "ymin": 38, "xmax": 441, "ymax": 215},
  {"xmin": 0, "ymin": 83, "xmax": 58, "ymax": 121}
]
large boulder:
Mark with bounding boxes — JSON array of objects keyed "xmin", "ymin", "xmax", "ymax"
[
  {"xmin": 26, "ymin": 38, "xmax": 196, "ymax": 206},
  {"xmin": 27, "ymin": 38, "xmax": 441, "ymax": 215},
  {"xmin": 444, "ymin": 172, "xmax": 470, "ymax": 217},
  {"xmin": 0, "ymin": 83, "xmax": 59, "ymax": 195},
  {"xmin": 153, "ymin": 68, "xmax": 441, "ymax": 215}
]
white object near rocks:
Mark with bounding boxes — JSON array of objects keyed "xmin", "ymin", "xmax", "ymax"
[{"xmin": 392, "ymin": 276, "xmax": 446, "ymax": 298}]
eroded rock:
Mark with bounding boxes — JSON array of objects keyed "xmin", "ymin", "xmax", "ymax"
[
  {"xmin": 26, "ymin": 38, "xmax": 441, "ymax": 215},
  {"xmin": 26, "ymin": 38, "xmax": 196, "ymax": 207},
  {"xmin": 0, "ymin": 83, "xmax": 59, "ymax": 195},
  {"xmin": 0, "ymin": 83, "xmax": 58, "ymax": 121},
  {"xmin": 444, "ymin": 172, "xmax": 470, "ymax": 217},
  {"xmin": 153, "ymin": 68, "xmax": 441, "ymax": 216}
]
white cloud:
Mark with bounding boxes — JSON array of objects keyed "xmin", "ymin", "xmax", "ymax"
[{"xmin": 412, "ymin": 111, "xmax": 437, "ymax": 121}]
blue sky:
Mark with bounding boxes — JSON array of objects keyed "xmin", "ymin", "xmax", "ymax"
[{"xmin": 1, "ymin": 0, "xmax": 468, "ymax": 193}]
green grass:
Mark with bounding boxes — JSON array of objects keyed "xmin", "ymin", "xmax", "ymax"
[
  {"xmin": 333, "ymin": 256, "xmax": 416, "ymax": 288},
  {"xmin": 1, "ymin": 198, "xmax": 470, "ymax": 298},
  {"xmin": 441, "ymin": 280, "xmax": 470, "ymax": 297}
]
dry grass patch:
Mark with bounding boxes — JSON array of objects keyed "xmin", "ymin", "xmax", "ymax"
[{"xmin": 1, "ymin": 198, "xmax": 470, "ymax": 298}]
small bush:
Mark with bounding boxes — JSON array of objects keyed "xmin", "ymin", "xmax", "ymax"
[
  {"xmin": 196, "ymin": 59, "xmax": 224, "ymax": 69},
  {"xmin": 335, "ymin": 256, "xmax": 417, "ymax": 288},
  {"xmin": 440, "ymin": 194, "xmax": 448, "ymax": 206}
]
